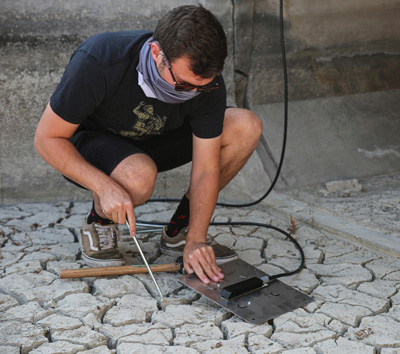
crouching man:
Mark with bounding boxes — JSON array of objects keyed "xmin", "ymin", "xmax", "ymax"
[{"xmin": 35, "ymin": 5, "xmax": 262, "ymax": 284}]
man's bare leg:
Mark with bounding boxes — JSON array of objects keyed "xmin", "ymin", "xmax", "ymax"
[{"xmin": 187, "ymin": 107, "xmax": 263, "ymax": 198}]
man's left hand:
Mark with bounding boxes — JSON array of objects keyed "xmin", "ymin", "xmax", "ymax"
[{"xmin": 183, "ymin": 241, "xmax": 224, "ymax": 284}]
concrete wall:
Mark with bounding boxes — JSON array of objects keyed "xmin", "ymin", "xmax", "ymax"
[
  {"xmin": 246, "ymin": 0, "xmax": 400, "ymax": 105},
  {"xmin": 1, "ymin": 0, "xmax": 400, "ymax": 205},
  {"xmin": 254, "ymin": 89, "xmax": 400, "ymax": 189},
  {"xmin": 246, "ymin": 0, "xmax": 400, "ymax": 189}
]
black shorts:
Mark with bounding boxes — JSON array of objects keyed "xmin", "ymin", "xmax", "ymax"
[{"xmin": 66, "ymin": 121, "xmax": 193, "ymax": 189}]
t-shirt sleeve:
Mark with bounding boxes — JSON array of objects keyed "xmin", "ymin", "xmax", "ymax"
[
  {"xmin": 188, "ymin": 76, "xmax": 227, "ymax": 139},
  {"xmin": 50, "ymin": 50, "xmax": 107, "ymax": 124}
]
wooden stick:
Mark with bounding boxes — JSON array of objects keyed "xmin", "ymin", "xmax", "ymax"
[{"xmin": 59, "ymin": 262, "xmax": 182, "ymax": 279}]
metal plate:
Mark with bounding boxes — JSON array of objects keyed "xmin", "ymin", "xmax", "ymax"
[{"xmin": 179, "ymin": 258, "xmax": 313, "ymax": 324}]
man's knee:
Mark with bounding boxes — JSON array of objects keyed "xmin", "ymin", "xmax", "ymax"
[
  {"xmin": 244, "ymin": 109, "xmax": 263, "ymax": 144},
  {"xmin": 224, "ymin": 108, "xmax": 263, "ymax": 150},
  {"xmin": 111, "ymin": 154, "xmax": 157, "ymax": 203}
]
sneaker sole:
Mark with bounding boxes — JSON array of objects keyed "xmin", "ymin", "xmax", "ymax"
[
  {"xmin": 81, "ymin": 253, "xmax": 126, "ymax": 268},
  {"xmin": 214, "ymin": 254, "xmax": 239, "ymax": 265},
  {"xmin": 159, "ymin": 244, "xmax": 184, "ymax": 258},
  {"xmin": 160, "ymin": 244, "xmax": 238, "ymax": 265}
]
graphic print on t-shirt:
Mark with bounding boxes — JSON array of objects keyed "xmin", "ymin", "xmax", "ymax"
[{"xmin": 117, "ymin": 101, "xmax": 168, "ymax": 139}]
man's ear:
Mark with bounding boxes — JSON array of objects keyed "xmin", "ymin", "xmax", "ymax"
[{"xmin": 150, "ymin": 42, "xmax": 161, "ymax": 62}]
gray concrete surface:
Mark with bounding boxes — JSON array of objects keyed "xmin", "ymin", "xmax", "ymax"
[
  {"xmin": 261, "ymin": 174, "xmax": 400, "ymax": 260},
  {"xmin": 1, "ymin": 0, "xmax": 400, "ymax": 204},
  {"xmin": 254, "ymin": 90, "xmax": 400, "ymax": 189},
  {"xmin": 1, "ymin": 173, "xmax": 399, "ymax": 353}
]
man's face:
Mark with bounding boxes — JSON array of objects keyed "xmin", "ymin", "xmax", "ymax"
[{"xmin": 150, "ymin": 43, "xmax": 216, "ymax": 91}]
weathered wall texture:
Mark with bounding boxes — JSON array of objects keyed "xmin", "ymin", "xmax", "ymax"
[
  {"xmin": 245, "ymin": 0, "xmax": 400, "ymax": 105},
  {"xmin": 1, "ymin": 0, "xmax": 399, "ymax": 204}
]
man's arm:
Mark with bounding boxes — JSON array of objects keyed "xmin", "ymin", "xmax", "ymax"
[
  {"xmin": 34, "ymin": 103, "xmax": 137, "ymax": 234},
  {"xmin": 183, "ymin": 134, "xmax": 224, "ymax": 284}
]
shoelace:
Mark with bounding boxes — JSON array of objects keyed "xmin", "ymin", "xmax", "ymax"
[{"xmin": 95, "ymin": 223, "xmax": 120, "ymax": 250}]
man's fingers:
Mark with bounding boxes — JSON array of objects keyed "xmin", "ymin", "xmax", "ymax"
[
  {"xmin": 188, "ymin": 246, "xmax": 223, "ymax": 284},
  {"xmin": 184, "ymin": 261, "xmax": 194, "ymax": 274},
  {"xmin": 200, "ymin": 259, "xmax": 223, "ymax": 283},
  {"xmin": 112, "ymin": 211, "xmax": 119, "ymax": 223},
  {"xmin": 198, "ymin": 246, "xmax": 224, "ymax": 280},
  {"xmin": 99, "ymin": 186, "xmax": 134, "ymax": 228},
  {"xmin": 116, "ymin": 206, "xmax": 126, "ymax": 225},
  {"xmin": 126, "ymin": 208, "xmax": 136, "ymax": 236},
  {"xmin": 202, "ymin": 245, "xmax": 215, "ymax": 265},
  {"xmin": 188, "ymin": 253, "xmax": 210, "ymax": 284}
]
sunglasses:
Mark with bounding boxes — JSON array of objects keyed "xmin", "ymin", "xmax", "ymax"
[{"xmin": 150, "ymin": 40, "xmax": 220, "ymax": 92}]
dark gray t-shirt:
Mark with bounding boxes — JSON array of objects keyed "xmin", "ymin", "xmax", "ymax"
[{"xmin": 50, "ymin": 30, "xmax": 226, "ymax": 140}]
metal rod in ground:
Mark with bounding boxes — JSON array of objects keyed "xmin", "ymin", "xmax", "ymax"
[
  {"xmin": 133, "ymin": 222, "xmax": 164, "ymax": 234},
  {"xmin": 136, "ymin": 222, "xmax": 164, "ymax": 229},
  {"xmin": 126, "ymin": 221, "xmax": 164, "ymax": 298},
  {"xmin": 136, "ymin": 222, "xmax": 165, "ymax": 234}
]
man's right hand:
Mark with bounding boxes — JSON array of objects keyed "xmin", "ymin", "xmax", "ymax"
[{"xmin": 98, "ymin": 183, "xmax": 136, "ymax": 236}]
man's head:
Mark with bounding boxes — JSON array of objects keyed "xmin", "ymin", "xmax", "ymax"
[{"xmin": 152, "ymin": 5, "xmax": 227, "ymax": 79}]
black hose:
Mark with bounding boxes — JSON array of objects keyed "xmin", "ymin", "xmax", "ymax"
[
  {"xmin": 210, "ymin": 221, "xmax": 305, "ymax": 280},
  {"xmin": 217, "ymin": 0, "xmax": 288, "ymax": 208}
]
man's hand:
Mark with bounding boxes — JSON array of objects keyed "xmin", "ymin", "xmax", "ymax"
[
  {"xmin": 183, "ymin": 241, "xmax": 224, "ymax": 284},
  {"xmin": 99, "ymin": 184, "xmax": 136, "ymax": 236}
]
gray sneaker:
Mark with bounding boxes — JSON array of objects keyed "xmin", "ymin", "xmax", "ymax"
[
  {"xmin": 79, "ymin": 218, "xmax": 125, "ymax": 267},
  {"xmin": 160, "ymin": 227, "xmax": 238, "ymax": 265}
]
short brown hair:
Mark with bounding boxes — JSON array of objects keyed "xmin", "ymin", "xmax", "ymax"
[{"xmin": 152, "ymin": 5, "xmax": 227, "ymax": 78}]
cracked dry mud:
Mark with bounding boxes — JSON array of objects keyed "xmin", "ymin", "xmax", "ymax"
[{"xmin": 0, "ymin": 189, "xmax": 399, "ymax": 353}]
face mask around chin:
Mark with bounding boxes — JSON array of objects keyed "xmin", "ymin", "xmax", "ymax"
[{"xmin": 137, "ymin": 38, "xmax": 200, "ymax": 104}]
